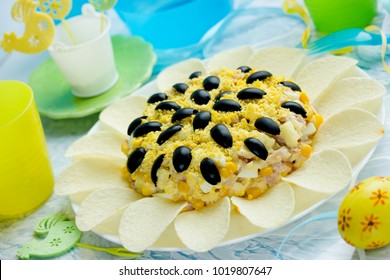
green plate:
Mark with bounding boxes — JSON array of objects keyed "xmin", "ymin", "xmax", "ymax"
[{"xmin": 29, "ymin": 35, "xmax": 156, "ymax": 119}]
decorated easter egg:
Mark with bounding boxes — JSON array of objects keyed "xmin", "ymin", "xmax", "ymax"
[
  {"xmin": 89, "ymin": 0, "xmax": 117, "ymax": 12},
  {"xmin": 39, "ymin": 0, "xmax": 72, "ymax": 20},
  {"xmin": 338, "ymin": 176, "xmax": 390, "ymax": 249}
]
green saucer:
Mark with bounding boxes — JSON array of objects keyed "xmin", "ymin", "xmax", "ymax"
[{"xmin": 29, "ymin": 36, "xmax": 156, "ymax": 119}]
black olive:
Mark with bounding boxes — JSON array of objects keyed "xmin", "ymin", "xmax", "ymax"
[
  {"xmin": 172, "ymin": 146, "xmax": 192, "ymax": 172},
  {"xmin": 155, "ymin": 101, "xmax": 181, "ymax": 111},
  {"xmin": 127, "ymin": 116, "xmax": 147, "ymax": 136},
  {"xmin": 279, "ymin": 81, "xmax": 301, "ymax": 91},
  {"xmin": 214, "ymin": 91, "xmax": 232, "ymax": 101},
  {"xmin": 246, "ymin": 71, "xmax": 272, "ymax": 84},
  {"xmin": 237, "ymin": 66, "xmax": 252, "ymax": 73},
  {"xmin": 147, "ymin": 93, "xmax": 168, "ymax": 104},
  {"xmin": 191, "ymin": 89, "xmax": 211, "ymax": 105},
  {"xmin": 237, "ymin": 88, "xmax": 267, "ymax": 100},
  {"xmin": 171, "ymin": 108, "xmax": 198, "ymax": 123},
  {"xmin": 213, "ymin": 99, "xmax": 242, "ymax": 112},
  {"xmin": 203, "ymin": 76, "xmax": 220, "ymax": 91},
  {"xmin": 133, "ymin": 121, "xmax": 162, "ymax": 137},
  {"xmin": 126, "ymin": 147, "xmax": 146, "ymax": 173},
  {"xmin": 244, "ymin": 138, "xmax": 268, "ymax": 160},
  {"xmin": 172, "ymin": 83, "xmax": 188, "ymax": 94},
  {"xmin": 156, "ymin": 124, "xmax": 183, "ymax": 145},
  {"xmin": 281, "ymin": 101, "xmax": 307, "ymax": 118},
  {"xmin": 200, "ymin": 158, "xmax": 221, "ymax": 185},
  {"xmin": 151, "ymin": 154, "xmax": 165, "ymax": 186},
  {"xmin": 189, "ymin": 71, "xmax": 202, "ymax": 79},
  {"xmin": 255, "ymin": 117, "xmax": 280, "ymax": 135},
  {"xmin": 193, "ymin": 111, "xmax": 211, "ymax": 130},
  {"xmin": 210, "ymin": 123, "xmax": 233, "ymax": 148}
]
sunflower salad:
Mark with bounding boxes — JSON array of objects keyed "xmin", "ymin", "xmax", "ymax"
[
  {"xmin": 123, "ymin": 66, "xmax": 322, "ymax": 210},
  {"xmin": 57, "ymin": 46, "xmax": 385, "ymax": 253}
]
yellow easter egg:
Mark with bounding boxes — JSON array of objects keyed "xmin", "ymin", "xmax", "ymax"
[{"xmin": 338, "ymin": 176, "xmax": 390, "ymax": 249}]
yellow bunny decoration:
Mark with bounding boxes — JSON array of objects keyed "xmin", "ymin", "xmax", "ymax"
[{"xmin": 0, "ymin": 0, "xmax": 55, "ymax": 54}]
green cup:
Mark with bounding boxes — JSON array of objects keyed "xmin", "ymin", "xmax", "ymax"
[{"xmin": 304, "ymin": 0, "xmax": 377, "ymax": 34}]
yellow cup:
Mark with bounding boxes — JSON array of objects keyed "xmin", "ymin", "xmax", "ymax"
[{"xmin": 0, "ymin": 81, "xmax": 54, "ymax": 217}]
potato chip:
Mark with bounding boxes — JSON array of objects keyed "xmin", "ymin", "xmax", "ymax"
[
  {"xmin": 174, "ymin": 197, "xmax": 230, "ymax": 252},
  {"xmin": 76, "ymin": 187, "xmax": 142, "ymax": 231},
  {"xmin": 65, "ymin": 131, "xmax": 125, "ymax": 161},
  {"xmin": 157, "ymin": 59, "xmax": 207, "ymax": 91},
  {"xmin": 314, "ymin": 108, "xmax": 384, "ymax": 164},
  {"xmin": 231, "ymin": 182, "xmax": 294, "ymax": 228},
  {"xmin": 315, "ymin": 77, "xmax": 385, "ymax": 118},
  {"xmin": 206, "ymin": 46, "xmax": 254, "ymax": 72},
  {"xmin": 223, "ymin": 210, "xmax": 264, "ymax": 242},
  {"xmin": 55, "ymin": 158, "xmax": 128, "ymax": 195},
  {"xmin": 340, "ymin": 65, "xmax": 369, "ymax": 79},
  {"xmin": 119, "ymin": 197, "xmax": 187, "ymax": 252},
  {"xmin": 248, "ymin": 47, "xmax": 305, "ymax": 78},
  {"xmin": 149, "ymin": 222, "xmax": 185, "ymax": 249},
  {"xmin": 99, "ymin": 95, "xmax": 147, "ymax": 137},
  {"xmin": 93, "ymin": 207, "xmax": 125, "ymax": 236},
  {"xmin": 341, "ymin": 144, "xmax": 381, "ymax": 167},
  {"xmin": 282, "ymin": 149, "xmax": 352, "ymax": 193},
  {"xmin": 69, "ymin": 190, "xmax": 95, "ymax": 206},
  {"xmin": 291, "ymin": 186, "xmax": 328, "ymax": 216},
  {"xmin": 296, "ymin": 56, "xmax": 357, "ymax": 101}
]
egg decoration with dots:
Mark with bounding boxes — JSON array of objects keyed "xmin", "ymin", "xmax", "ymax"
[
  {"xmin": 338, "ymin": 176, "xmax": 390, "ymax": 249},
  {"xmin": 89, "ymin": 0, "xmax": 117, "ymax": 12},
  {"xmin": 38, "ymin": 0, "xmax": 72, "ymax": 20}
]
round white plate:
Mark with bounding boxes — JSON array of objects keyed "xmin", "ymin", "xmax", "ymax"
[{"xmin": 70, "ymin": 64, "xmax": 385, "ymax": 252}]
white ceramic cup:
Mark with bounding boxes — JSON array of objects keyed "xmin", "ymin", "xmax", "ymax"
[{"xmin": 48, "ymin": 4, "xmax": 119, "ymax": 98}]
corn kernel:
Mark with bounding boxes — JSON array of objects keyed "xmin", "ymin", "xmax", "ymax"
[
  {"xmin": 306, "ymin": 108, "xmax": 314, "ymax": 120},
  {"xmin": 220, "ymin": 168, "xmax": 231, "ymax": 178},
  {"xmin": 120, "ymin": 166, "xmax": 128, "ymax": 175},
  {"xmin": 246, "ymin": 187, "xmax": 263, "ymax": 200},
  {"xmin": 143, "ymin": 173, "xmax": 149, "ymax": 181},
  {"xmin": 313, "ymin": 114, "xmax": 324, "ymax": 129},
  {"xmin": 260, "ymin": 166, "xmax": 273, "ymax": 176},
  {"xmin": 142, "ymin": 184, "xmax": 155, "ymax": 196},
  {"xmin": 121, "ymin": 141, "xmax": 129, "ymax": 154},
  {"xmin": 220, "ymin": 162, "xmax": 238, "ymax": 177},
  {"xmin": 236, "ymin": 189, "xmax": 246, "ymax": 197},
  {"xmin": 295, "ymin": 160, "xmax": 305, "ymax": 168},
  {"xmin": 191, "ymin": 199, "xmax": 205, "ymax": 210},
  {"xmin": 226, "ymin": 162, "xmax": 238, "ymax": 173},
  {"xmin": 299, "ymin": 92, "xmax": 310, "ymax": 104},
  {"xmin": 281, "ymin": 171, "xmax": 289, "ymax": 177},
  {"xmin": 218, "ymin": 186, "xmax": 228, "ymax": 197},
  {"xmin": 301, "ymin": 144, "xmax": 312, "ymax": 158},
  {"xmin": 178, "ymin": 181, "xmax": 190, "ymax": 194},
  {"xmin": 132, "ymin": 138, "xmax": 143, "ymax": 148}
]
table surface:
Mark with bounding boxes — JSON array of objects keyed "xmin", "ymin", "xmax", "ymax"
[{"xmin": 1, "ymin": 1, "xmax": 390, "ymax": 260}]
